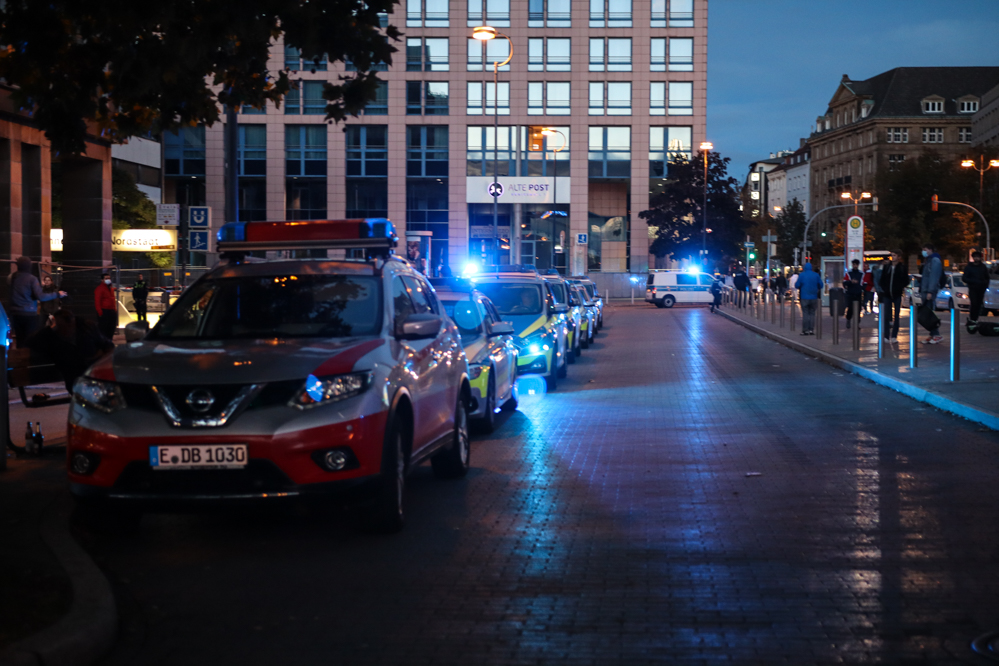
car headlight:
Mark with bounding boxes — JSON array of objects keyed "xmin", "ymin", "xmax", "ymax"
[
  {"xmin": 957, "ymin": 292, "xmax": 969, "ymax": 299},
  {"xmin": 516, "ymin": 331, "xmax": 551, "ymax": 355},
  {"xmin": 292, "ymin": 371, "xmax": 373, "ymax": 410},
  {"xmin": 73, "ymin": 377, "xmax": 127, "ymax": 414}
]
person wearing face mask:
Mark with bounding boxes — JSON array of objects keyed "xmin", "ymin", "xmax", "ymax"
[
  {"xmin": 94, "ymin": 272, "xmax": 118, "ymax": 340},
  {"xmin": 918, "ymin": 243, "xmax": 944, "ymax": 344}
]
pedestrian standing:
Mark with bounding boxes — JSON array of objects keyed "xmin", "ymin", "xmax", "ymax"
[
  {"xmin": 843, "ymin": 259, "xmax": 864, "ymax": 328},
  {"xmin": 709, "ymin": 277, "xmax": 722, "ymax": 313},
  {"xmin": 40, "ymin": 275, "xmax": 63, "ymax": 322},
  {"xmin": 733, "ymin": 268, "xmax": 750, "ymax": 308},
  {"xmin": 962, "ymin": 250, "xmax": 990, "ymax": 332},
  {"xmin": 796, "ymin": 262, "xmax": 822, "ymax": 335},
  {"xmin": 878, "ymin": 250, "xmax": 905, "ymax": 343},
  {"xmin": 94, "ymin": 272, "xmax": 118, "ymax": 340},
  {"xmin": 7, "ymin": 256, "xmax": 66, "ymax": 347},
  {"xmin": 862, "ymin": 264, "xmax": 875, "ymax": 313},
  {"xmin": 787, "ymin": 270, "xmax": 799, "ymax": 301},
  {"xmin": 919, "ymin": 243, "xmax": 944, "ymax": 344},
  {"xmin": 775, "ymin": 272, "xmax": 788, "ymax": 300},
  {"xmin": 132, "ymin": 273, "xmax": 149, "ymax": 323}
]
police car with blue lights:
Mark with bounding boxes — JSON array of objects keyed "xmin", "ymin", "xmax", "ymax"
[
  {"xmin": 67, "ymin": 219, "xmax": 471, "ymax": 533},
  {"xmin": 645, "ymin": 269, "xmax": 716, "ymax": 308}
]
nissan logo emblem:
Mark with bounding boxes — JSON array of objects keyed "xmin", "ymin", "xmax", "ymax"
[{"xmin": 185, "ymin": 389, "xmax": 216, "ymax": 414}]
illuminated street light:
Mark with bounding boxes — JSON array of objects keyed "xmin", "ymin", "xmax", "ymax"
[
  {"xmin": 541, "ymin": 127, "xmax": 567, "ymax": 271},
  {"xmin": 841, "ymin": 191, "xmax": 872, "ymax": 215},
  {"xmin": 472, "ymin": 25, "xmax": 513, "ymax": 266},
  {"xmin": 961, "ymin": 155, "xmax": 999, "ymax": 211},
  {"xmin": 699, "ymin": 142, "xmax": 713, "ymax": 260}
]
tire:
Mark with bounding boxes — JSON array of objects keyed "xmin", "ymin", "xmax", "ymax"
[
  {"xmin": 663, "ymin": 295, "xmax": 676, "ymax": 308},
  {"xmin": 478, "ymin": 374, "xmax": 497, "ymax": 433},
  {"xmin": 432, "ymin": 396, "xmax": 470, "ymax": 479},
  {"xmin": 557, "ymin": 345, "xmax": 568, "ymax": 378},
  {"xmin": 574, "ymin": 327, "xmax": 582, "ymax": 357},
  {"xmin": 654, "ymin": 300, "xmax": 665, "ymax": 309},
  {"xmin": 362, "ymin": 417, "xmax": 407, "ymax": 533},
  {"xmin": 545, "ymin": 370, "xmax": 557, "ymax": 391},
  {"xmin": 581, "ymin": 330, "xmax": 589, "ymax": 349},
  {"xmin": 502, "ymin": 380, "xmax": 518, "ymax": 411},
  {"xmin": 567, "ymin": 333, "xmax": 576, "ymax": 364}
]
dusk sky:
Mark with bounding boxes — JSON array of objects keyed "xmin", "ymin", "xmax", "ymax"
[{"xmin": 709, "ymin": 0, "xmax": 999, "ymax": 177}]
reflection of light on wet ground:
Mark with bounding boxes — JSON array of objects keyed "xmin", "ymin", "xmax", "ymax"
[{"xmin": 514, "ymin": 375, "xmax": 547, "ymax": 400}]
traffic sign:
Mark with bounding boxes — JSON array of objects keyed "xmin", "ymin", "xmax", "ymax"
[
  {"xmin": 576, "ymin": 233, "xmax": 588, "ymax": 244},
  {"xmin": 189, "ymin": 231, "xmax": 210, "ymax": 252},
  {"xmin": 761, "ymin": 235, "xmax": 777, "ymax": 242},
  {"xmin": 156, "ymin": 203, "xmax": 180, "ymax": 226},
  {"xmin": 744, "ymin": 241, "xmax": 755, "ymax": 248},
  {"xmin": 189, "ymin": 206, "xmax": 211, "ymax": 228}
]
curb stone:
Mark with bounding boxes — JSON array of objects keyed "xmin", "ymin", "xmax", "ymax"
[
  {"xmin": 719, "ymin": 308, "xmax": 999, "ymax": 432},
  {"xmin": 0, "ymin": 495, "xmax": 117, "ymax": 666}
]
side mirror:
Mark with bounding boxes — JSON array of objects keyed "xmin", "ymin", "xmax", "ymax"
[
  {"xmin": 554, "ymin": 303, "xmax": 569, "ymax": 314},
  {"xmin": 397, "ymin": 313, "xmax": 442, "ymax": 340},
  {"xmin": 488, "ymin": 321, "xmax": 514, "ymax": 337},
  {"xmin": 124, "ymin": 321, "xmax": 148, "ymax": 342}
]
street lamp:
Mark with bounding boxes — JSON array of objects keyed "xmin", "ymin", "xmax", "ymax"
[
  {"xmin": 541, "ymin": 127, "xmax": 566, "ymax": 271},
  {"xmin": 473, "ymin": 25, "xmax": 513, "ymax": 266},
  {"xmin": 840, "ymin": 190, "xmax": 871, "ymax": 215},
  {"xmin": 699, "ymin": 141, "xmax": 712, "ymax": 260},
  {"xmin": 961, "ymin": 156, "xmax": 999, "ymax": 211}
]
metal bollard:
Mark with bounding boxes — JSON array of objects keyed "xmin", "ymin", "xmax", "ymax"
[
  {"xmin": 780, "ymin": 298, "xmax": 785, "ymax": 328},
  {"xmin": 950, "ymin": 306, "xmax": 960, "ymax": 381},
  {"xmin": 816, "ymin": 300, "xmax": 823, "ymax": 340},
  {"xmin": 852, "ymin": 301, "xmax": 860, "ymax": 351},
  {"xmin": 771, "ymin": 296, "xmax": 776, "ymax": 324},
  {"xmin": 909, "ymin": 300, "xmax": 918, "ymax": 368},
  {"xmin": 832, "ymin": 301, "xmax": 840, "ymax": 345},
  {"xmin": 877, "ymin": 299, "xmax": 884, "ymax": 359},
  {"xmin": 790, "ymin": 298, "xmax": 796, "ymax": 332}
]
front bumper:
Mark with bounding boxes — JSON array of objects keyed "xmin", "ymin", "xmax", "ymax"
[
  {"xmin": 517, "ymin": 349, "xmax": 552, "ymax": 377},
  {"xmin": 67, "ymin": 411, "xmax": 388, "ymax": 504},
  {"xmin": 468, "ymin": 365, "xmax": 490, "ymax": 419}
]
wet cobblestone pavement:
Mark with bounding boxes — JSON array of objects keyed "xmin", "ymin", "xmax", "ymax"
[{"xmin": 82, "ymin": 305, "xmax": 999, "ymax": 665}]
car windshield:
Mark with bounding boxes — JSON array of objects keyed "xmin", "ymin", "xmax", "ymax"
[
  {"xmin": 152, "ymin": 274, "xmax": 381, "ymax": 340},
  {"xmin": 476, "ymin": 283, "xmax": 544, "ymax": 315},
  {"xmin": 441, "ymin": 297, "xmax": 484, "ymax": 345},
  {"xmin": 950, "ymin": 274, "xmax": 965, "ymax": 287},
  {"xmin": 548, "ymin": 282, "xmax": 567, "ymax": 304},
  {"xmin": 583, "ymin": 284, "xmax": 595, "ymax": 299}
]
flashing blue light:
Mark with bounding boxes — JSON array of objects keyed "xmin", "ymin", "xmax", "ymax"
[
  {"xmin": 528, "ymin": 344, "xmax": 541, "ymax": 354},
  {"xmin": 305, "ymin": 374, "xmax": 324, "ymax": 402},
  {"xmin": 462, "ymin": 261, "xmax": 479, "ymax": 276},
  {"xmin": 687, "ymin": 264, "xmax": 700, "ymax": 274},
  {"xmin": 629, "ymin": 275, "xmax": 640, "ymax": 283}
]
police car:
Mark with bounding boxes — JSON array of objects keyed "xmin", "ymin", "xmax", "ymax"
[
  {"xmin": 429, "ymin": 278, "xmax": 518, "ymax": 432},
  {"xmin": 67, "ymin": 219, "xmax": 471, "ymax": 533},
  {"xmin": 645, "ymin": 269, "xmax": 715, "ymax": 308},
  {"xmin": 541, "ymin": 273, "xmax": 582, "ymax": 363},
  {"xmin": 472, "ymin": 266, "xmax": 569, "ymax": 391}
]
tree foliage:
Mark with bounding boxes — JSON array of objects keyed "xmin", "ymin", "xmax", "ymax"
[
  {"xmin": 0, "ymin": 0, "xmax": 399, "ymax": 155},
  {"xmin": 773, "ymin": 198, "xmax": 806, "ymax": 265},
  {"xmin": 112, "ymin": 167, "xmax": 172, "ymax": 268},
  {"xmin": 640, "ymin": 151, "xmax": 748, "ymax": 268}
]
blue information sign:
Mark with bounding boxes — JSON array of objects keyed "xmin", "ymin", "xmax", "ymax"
[
  {"xmin": 189, "ymin": 207, "xmax": 211, "ymax": 228},
  {"xmin": 189, "ymin": 231, "xmax": 210, "ymax": 252}
]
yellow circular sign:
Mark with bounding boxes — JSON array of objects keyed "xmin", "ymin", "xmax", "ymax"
[{"xmin": 849, "ymin": 216, "xmax": 862, "ymax": 229}]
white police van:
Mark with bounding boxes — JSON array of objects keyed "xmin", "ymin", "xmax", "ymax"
[{"xmin": 645, "ymin": 270, "xmax": 716, "ymax": 308}]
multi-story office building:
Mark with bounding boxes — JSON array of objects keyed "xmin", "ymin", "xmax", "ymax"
[
  {"xmin": 808, "ymin": 67, "xmax": 999, "ymax": 225},
  {"xmin": 972, "ymin": 82, "xmax": 999, "ymax": 148},
  {"xmin": 765, "ymin": 141, "xmax": 811, "ymax": 219},
  {"xmin": 164, "ymin": 0, "xmax": 708, "ymax": 285}
]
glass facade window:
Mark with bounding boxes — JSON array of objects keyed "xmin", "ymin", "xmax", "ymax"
[
  {"xmin": 669, "ymin": 38, "xmax": 693, "ymax": 71},
  {"xmin": 284, "ymin": 46, "xmax": 327, "ymax": 72},
  {"xmin": 589, "ymin": 83, "xmax": 631, "ymax": 115},
  {"xmin": 407, "ymin": 81, "xmax": 449, "ymax": 116},
  {"xmin": 346, "ymin": 126, "xmax": 388, "ymax": 177},
  {"xmin": 285, "ymin": 125, "xmax": 327, "ymax": 177},
  {"xmin": 669, "ymin": 0, "xmax": 694, "ymax": 26},
  {"xmin": 407, "ymin": 126, "xmax": 449, "ymax": 177},
  {"xmin": 407, "ymin": 180, "xmax": 449, "ymax": 225},
  {"xmin": 237, "ymin": 126, "xmax": 266, "ymax": 176},
  {"xmin": 346, "ymin": 180, "xmax": 388, "ymax": 219},
  {"xmin": 921, "ymin": 127, "xmax": 944, "ymax": 143},
  {"xmin": 651, "ymin": 0, "xmax": 666, "ymax": 27},
  {"xmin": 286, "ymin": 179, "xmax": 327, "ymax": 220},
  {"xmin": 589, "ymin": 82, "xmax": 604, "ymax": 115},
  {"xmin": 590, "ymin": 0, "xmax": 632, "ymax": 27},
  {"xmin": 407, "ymin": 38, "xmax": 449, "ymax": 71},
  {"xmin": 529, "ymin": 38, "xmax": 570, "ymax": 72},
  {"xmin": 468, "ymin": 0, "xmax": 510, "ymax": 26},
  {"xmin": 650, "ymin": 82, "xmax": 665, "ymax": 115},
  {"xmin": 467, "ymin": 82, "xmax": 510, "ymax": 115},
  {"xmin": 468, "ymin": 38, "xmax": 511, "ymax": 72},
  {"xmin": 303, "ymin": 81, "xmax": 326, "ymax": 115},
  {"xmin": 365, "ymin": 81, "xmax": 389, "ymax": 115},
  {"xmin": 407, "ymin": 0, "xmax": 449, "ymax": 27},
  {"xmin": 528, "ymin": 82, "xmax": 570, "ymax": 115},
  {"xmin": 651, "ymin": 39, "xmax": 666, "ymax": 71},
  {"xmin": 285, "ymin": 87, "xmax": 300, "ymax": 115},
  {"xmin": 528, "ymin": 0, "xmax": 571, "ymax": 27},
  {"xmin": 649, "ymin": 126, "xmax": 692, "ymax": 176},
  {"xmin": 589, "ymin": 38, "xmax": 631, "ymax": 72},
  {"xmin": 589, "ymin": 39, "xmax": 604, "ymax": 72},
  {"xmin": 588, "ymin": 126, "xmax": 631, "ymax": 178},
  {"xmin": 522, "ymin": 126, "xmax": 569, "ymax": 177},
  {"xmin": 164, "ymin": 126, "xmax": 206, "ymax": 177},
  {"xmin": 467, "ymin": 126, "xmax": 515, "ymax": 176},
  {"xmin": 668, "ymin": 82, "xmax": 693, "ymax": 115},
  {"xmin": 241, "ymin": 104, "xmax": 266, "ymax": 115}
]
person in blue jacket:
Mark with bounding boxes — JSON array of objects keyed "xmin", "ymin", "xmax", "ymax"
[{"xmin": 796, "ymin": 262, "xmax": 823, "ymax": 335}]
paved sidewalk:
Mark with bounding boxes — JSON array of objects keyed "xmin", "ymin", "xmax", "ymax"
[{"xmin": 719, "ymin": 298, "xmax": 999, "ymax": 428}]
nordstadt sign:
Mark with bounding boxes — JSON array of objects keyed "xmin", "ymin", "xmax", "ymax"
[
  {"xmin": 111, "ymin": 229, "xmax": 178, "ymax": 252},
  {"xmin": 466, "ymin": 177, "xmax": 570, "ymax": 204}
]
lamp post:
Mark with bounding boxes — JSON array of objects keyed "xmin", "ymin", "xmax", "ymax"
[
  {"xmin": 699, "ymin": 142, "xmax": 712, "ymax": 263},
  {"xmin": 840, "ymin": 190, "xmax": 871, "ymax": 216},
  {"xmin": 473, "ymin": 26, "xmax": 513, "ymax": 266},
  {"xmin": 961, "ymin": 156, "xmax": 999, "ymax": 211},
  {"xmin": 541, "ymin": 127, "xmax": 566, "ymax": 271}
]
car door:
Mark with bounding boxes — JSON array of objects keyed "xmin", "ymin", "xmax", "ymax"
[
  {"xmin": 402, "ymin": 275, "xmax": 453, "ymax": 446},
  {"xmin": 392, "ymin": 275, "xmax": 437, "ymax": 451},
  {"xmin": 697, "ymin": 273, "xmax": 715, "ymax": 303},
  {"xmin": 479, "ymin": 296, "xmax": 513, "ymax": 400}
]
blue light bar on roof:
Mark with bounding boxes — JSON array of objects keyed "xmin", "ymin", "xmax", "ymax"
[{"xmin": 216, "ymin": 218, "xmax": 397, "ymax": 252}]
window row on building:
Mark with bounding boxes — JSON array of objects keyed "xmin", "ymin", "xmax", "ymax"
[
  {"xmin": 165, "ymin": 123, "xmax": 695, "ymax": 182},
  {"xmin": 400, "ymin": 36, "xmax": 695, "ymax": 73},
  {"xmin": 884, "ymin": 126, "xmax": 972, "ymax": 144},
  {"xmin": 403, "ymin": 0, "xmax": 695, "ymax": 28}
]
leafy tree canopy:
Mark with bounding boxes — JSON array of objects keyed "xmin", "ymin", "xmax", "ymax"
[
  {"xmin": 0, "ymin": 0, "xmax": 399, "ymax": 155},
  {"xmin": 773, "ymin": 198, "xmax": 806, "ymax": 266},
  {"xmin": 640, "ymin": 151, "xmax": 747, "ymax": 269},
  {"xmin": 111, "ymin": 167, "xmax": 172, "ymax": 267}
]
